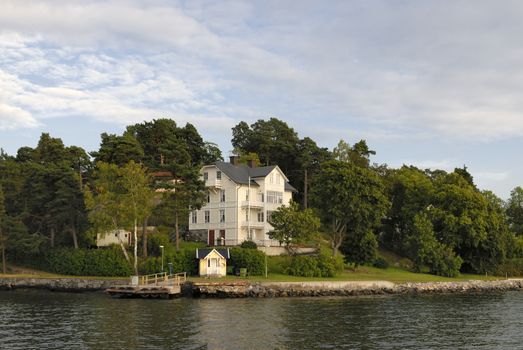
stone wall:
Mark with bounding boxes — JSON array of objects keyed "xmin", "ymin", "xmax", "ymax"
[
  {"xmin": 190, "ymin": 279, "xmax": 523, "ymax": 298},
  {"xmin": 0, "ymin": 277, "xmax": 127, "ymax": 291}
]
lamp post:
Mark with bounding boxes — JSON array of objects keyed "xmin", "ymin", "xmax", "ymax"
[
  {"xmin": 159, "ymin": 245, "xmax": 164, "ymax": 272},
  {"xmin": 264, "ymin": 240, "xmax": 270, "ymax": 278}
]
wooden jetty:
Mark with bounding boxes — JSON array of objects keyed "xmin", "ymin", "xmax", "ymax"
[{"xmin": 106, "ymin": 272, "xmax": 187, "ymax": 299}]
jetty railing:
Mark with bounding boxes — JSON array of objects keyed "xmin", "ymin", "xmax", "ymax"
[{"xmin": 131, "ymin": 272, "xmax": 187, "ymax": 287}]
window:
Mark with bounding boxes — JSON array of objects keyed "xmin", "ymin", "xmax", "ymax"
[
  {"xmin": 203, "ymin": 172, "xmax": 208, "ymax": 181},
  {"xmin": 204, "ymin": 210, "xmax": 210, "ymax": 223},
  {"xmin": 267, "ymin": 210, "xmax": 275, "ymax": 223},
  {"xmin": 260, "ymin": 193, "xmax": 264, "ymax": 202},
  {"xmin": 220, "ymin": 189, "xmax": 226, "ymax": 202},
  {"xmin": 217, "ymin": 171, "xmax": 221, "ymax": 180},
  {"xmin": 207, "ymin": 193, "xmax": 210, "ymax": 203},
  {"xmin": 276, "ymin": 174, "xmax": 281, "ymax": 184},
  {"xmin": 257, "ymin": 212, "xmax": 264, "ymax": 222},
  {"xmin": 220, "ymin": 209, "xmax": 225, "ymax": 223},
  {"xmin": 245, "ymin": 211, "xmax": 249, "ymax": 221},
  {"xmin": 269, "ymin": 173, "xmax": 274, "ymax": 184},
  {"xmin": 191, "ymin": 211, "xmax": 197, "ymax": 224},
  {"xmin": 267, "ymin": 191, "xmax": 283, "ymax": 204}
]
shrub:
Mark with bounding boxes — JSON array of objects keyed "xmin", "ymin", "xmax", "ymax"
[
  {"xmin": 45, "ymin": 246, "xmax": 132, "ymax": 276},
  {"xmin": 372, "ymin": 257, "xmax": 389, "ymax": 269},
  {"xmin": 286, "ymin": 253, "xmax": 344, "ymax": 277},
  {"xmin": 229, "ymin": 247, "xmax": 266, "ymax": 276},
  {"xmin": 139, "ymin": 248, "xmax": 198, "ymax": 275},
  {"xmin": 493, "ymin": 258, "xmax": 523, "ymax": 277},
  {"xmin": 240, "ymin": 240, "xmax": 258, "ymax": 249}
]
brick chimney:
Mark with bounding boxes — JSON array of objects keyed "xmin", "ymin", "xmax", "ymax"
[
  {"xmin": 247, "ymin": 159, "xmax": 256, "ymax": 168},
  {"xmin": 229, "ymin": 155, "xmax": 239, "ymax": 165}
]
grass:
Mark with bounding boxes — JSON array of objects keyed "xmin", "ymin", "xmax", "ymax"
[{"xmin": 187, "ymin": 266, "xmax": 501, "ymax": 284}]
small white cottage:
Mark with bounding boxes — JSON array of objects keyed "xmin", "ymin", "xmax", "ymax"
[{"xmin": 196, "ymin": 248, "xmax": 230, "ymax": 277}]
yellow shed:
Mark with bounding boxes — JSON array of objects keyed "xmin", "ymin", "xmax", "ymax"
[{"xmin": 196, "ymin": 248, "xmax": 230, "ymax": 277}]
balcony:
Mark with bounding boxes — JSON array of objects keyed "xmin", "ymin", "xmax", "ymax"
[
  {"xmin": 241, "ymin": 201, "xmax": 264, "ymax": 209},
  {"xmin": 241, "ymin": 221, "xmax": 265, "ymax": 229},
  {"xmin": 205, "ymin": 179, "xmax": 222, "ymax": 189}
]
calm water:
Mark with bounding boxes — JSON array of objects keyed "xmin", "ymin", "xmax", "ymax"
[{"xmin": 1, "ymin": 290, "xmax": 523, "ymax": 349}]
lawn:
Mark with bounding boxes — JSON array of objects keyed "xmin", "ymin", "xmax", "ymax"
[{"xmin": 188, "ymin": 266, "xmax": 501, "ymax": 284}]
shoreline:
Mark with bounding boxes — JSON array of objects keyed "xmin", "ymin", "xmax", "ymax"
[{"xmin": 1, "ymin": 277, "xmax": 523, "ymax": 297}]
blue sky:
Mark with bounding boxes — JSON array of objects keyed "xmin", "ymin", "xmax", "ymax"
[{"xmin": 1, "ymin": 0, "xmax": 522, "ymax": 198}]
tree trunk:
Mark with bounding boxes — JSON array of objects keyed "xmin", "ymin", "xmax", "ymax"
[
  {"xmin": 175, "ymin": 212, "xmax": 180, "ymax": 252},
  {"xmin": 71, "ymin": 226, "xmax": 79, "ymax": 249},
  {"xmin": 133, "ymin": 218, "xmax": 138, "ymax": 275},
  {"xmin": 142, "ymin": 217, "xmax": 148, "ymax": 258},
  {"xmin": 303, "ymin": 169, "xmax": 308, "ymax": 209},
  {"xmin": 50, "ymin": 228, "xmax": 55, "ymax": 248},
  {"xmin": 1, "ymin": 245, "xmax": 6, "ymax": 274},
  {"xmin": 119, "ymin": 242, "xmax": 131, "ymax": 265}
]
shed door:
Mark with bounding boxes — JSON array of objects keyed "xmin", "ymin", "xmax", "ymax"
[
  {"xmin": 208, "ymin": 258, "xmax": 219, "ymax": 275},
  {"xmin": 208, "ymin": 230, "xmax": 215, "ymax": 246}
]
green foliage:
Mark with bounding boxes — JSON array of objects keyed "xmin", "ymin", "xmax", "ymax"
[
  {"xmin": 44, "ymin": 246, "xmax": 133, "ymax": 276},
  {"xmin": 229, "ymin": 247, "xmax": 266, "ymax": 276},
  {"xmin": 493, "ymin": 258, "xmax": 523, "ymax": 277},
  {"xmin": 311, "ymin": 160, "xmax": 389, "ymax": 260},
  {"xmin": 372, "ymin": 257, "xmax": 389, "ymax": 269},
  {"xmin": 507, "ymin": 186, "xmax": 523, "ymax": 235},
  {"xmin": 240, "ymin": 240, "xmax": 258, "ymax": 249},
  {"xmin": 268, "ymin": 201, "xmax": 320, "ymax": 250},
  {"xmin": 332, "ymin": 139, "xmax": 375, "ymax": 168},
  {"xmin": 286, "ymin": 252, "xmax": 344, "ymax": 277}
]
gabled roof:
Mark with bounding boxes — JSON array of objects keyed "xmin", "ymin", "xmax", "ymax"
[
  {"xmin": 212, "ymin": 161, "xmax": 296, "ymax": 192},
  {"xmin": 196, "ymin": 248, "xmax": 230, "ymax": 259}
]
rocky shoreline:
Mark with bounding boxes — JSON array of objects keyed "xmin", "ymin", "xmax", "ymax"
[
  {"xmin": 190, "ymin": 279, "xmax": 523, "ymax": 298},
  {"xmin": 1, "ymin": 277, "xmax": 523, "ymax": 297}
]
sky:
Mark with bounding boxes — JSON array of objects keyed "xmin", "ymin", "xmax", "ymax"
[{"xmin": 1, "ymin": 0, "xmax": 523, "ymax": 198}]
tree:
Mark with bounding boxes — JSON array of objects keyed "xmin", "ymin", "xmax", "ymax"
[
  {"xmin": 92, "ymin": 133, "xmax": 144, "ymax": 166},
  {"xmin": 268, "ymin": 201, "xmax": 320, "ymax": 253},
  {"xmin": 85, "ymin": 161, "xmax": 155, "ymax": 274},
  {"xmin": 311, "ymin": 161, "xmax": 389, "ymax": 263},
  {"xmin": 507, "ymin": 186, "xmax": 523, "ymax": 235},
  {"xmin": 332, "ymin": 139, "xmax": 375, "ymax": 168},
  {"xmin": 119, "ymin": 161, "xmax": 155, "ymax": 274},
  {"xmin": 0, "ymin": 185, "xmax": 43, "ymax": 273},
  {"xmin": 154, "ymin": 167, "xmax": 206, "ymax": 251}
]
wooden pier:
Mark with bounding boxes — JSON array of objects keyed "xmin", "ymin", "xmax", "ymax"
[{"xmin": 106, "ymin": 272, "xmax": 187, "ymax": 299}]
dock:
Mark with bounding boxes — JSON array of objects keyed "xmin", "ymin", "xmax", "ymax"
[{"xmin": 106, "ymin": 272, "xmax": 187, "ymax": 299}]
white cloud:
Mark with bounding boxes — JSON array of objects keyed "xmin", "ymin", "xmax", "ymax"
[{"xmin": 0, "ymin": 104, "xmax": 39, "ymax": 130}]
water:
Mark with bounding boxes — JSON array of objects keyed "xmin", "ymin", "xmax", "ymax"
[{"xmin": 1, "ymin": 290, "xmax": 523, "ymax": 349}]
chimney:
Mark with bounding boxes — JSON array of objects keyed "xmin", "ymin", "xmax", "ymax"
[
  {"xmin": 229, "ymin": 155, "xmax": 239, "ymax": 165},
  {"xmin": 247, "ymin": 159, "xmax": 256, "ymax": 168}
]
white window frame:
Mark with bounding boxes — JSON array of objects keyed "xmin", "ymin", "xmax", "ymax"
[
  {"xmin": 204, "ymin": 210, "xmax": 210, "ymax": 223},
  {"xmin": 220, "ymin": 209, "xmax": 225, "ymax": 223},
  {"xmin": 220, "ymin": 189, "xmax": 226, "ymax": 202},
  {"xmin": 191, "ymin": 211, "xmax": 197, "ymax": 224},
  {"xmin": 217, "ymin": 171, "xmax": 222, "ymax": 180}
]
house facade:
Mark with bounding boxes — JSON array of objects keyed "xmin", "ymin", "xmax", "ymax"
[{"xmin": 189, "ymin": 157, "xmax": 296, "ymax": 247}]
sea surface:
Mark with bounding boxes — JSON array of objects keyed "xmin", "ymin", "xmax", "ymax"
[{"xmin": 1, "ymin": 290, "xmax": 523, "ymax": 349}]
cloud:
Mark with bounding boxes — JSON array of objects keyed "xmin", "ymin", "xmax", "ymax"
[
  {"xmin": 2, "ymin": 0, "xmax": 523, "ymax": 144},
  {"xmin": 0, "ymin": 103, "xmax": 39, "ymax": 130}
]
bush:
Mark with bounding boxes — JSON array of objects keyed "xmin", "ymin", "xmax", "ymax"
[
  {"xmin": 229, "ymin": 247, "xmax": 266, "ymax": 276},
  {"xmin": 45, "ymin": 246, "xmax": 132, "ymax": 276},
  {"xmin": 493, "ymin": 258, "xmax": 523, "ymax": 277},
  {"xmin": 240, "ymin": 240, "xmax": 258, "ymax": 249},
  {"xmin": 139, "ymin": 248, "xmax": 198, "ymax": 275},
  {"xmin": 286, "ymin": 253, "xmax": 344, "ymax": 277},
  {"xmin": 372, "ymin": 257, "xmax": 389, "ymax": 269}
]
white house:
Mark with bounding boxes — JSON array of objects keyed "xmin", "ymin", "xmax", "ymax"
[
  {"xmin": 96, "ymin": 229, "xmax": 131, "ymax": 247},
  {"xmin": 189, "ymin": 157, "xmax": 297, "ymax": 247}
]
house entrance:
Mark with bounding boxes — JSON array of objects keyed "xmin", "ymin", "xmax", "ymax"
[
  {"xmin": 208, "ymin": 258, "xmax": 219, "ymax": 275},
  {"xmin": 208, "ymin": 230, "xmax": 215, "ymax": 246}
]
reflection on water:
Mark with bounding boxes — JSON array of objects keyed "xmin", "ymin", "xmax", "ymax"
[{"xmin": 1, "ymin": 290, "xmax": 523, "ymax": 349}]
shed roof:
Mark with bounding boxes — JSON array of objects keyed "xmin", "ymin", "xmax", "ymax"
[{"xmin": 196, "ymin": 248, "xmax": 230, "ymax": 260}]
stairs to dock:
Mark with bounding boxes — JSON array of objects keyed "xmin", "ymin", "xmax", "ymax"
[{"xmin": 106, "ymin": 272, "xmax": 187, "ymax": 299}]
